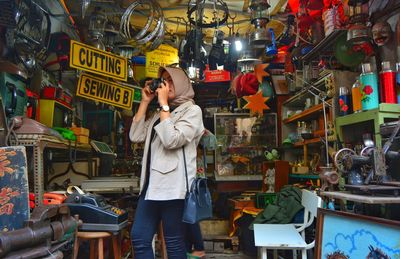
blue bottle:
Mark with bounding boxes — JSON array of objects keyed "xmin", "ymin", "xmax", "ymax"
[
  {"xmin": 339, "ymin": 86, "xmax": 352, "ymax": 116},
  {"xmin": 360, "ymin": 63, "xmax": 379, "ymax": 111}
]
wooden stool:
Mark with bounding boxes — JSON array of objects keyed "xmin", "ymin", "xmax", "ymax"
[
  {"xmin": 158, "ymin": 223, "xmax": 167, "ymax": 259},
  {"xmin": 73, "ymin": 231, "xmax": 121, "ymax": 259}
]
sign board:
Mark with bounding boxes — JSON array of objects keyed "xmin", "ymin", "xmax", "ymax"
[
  {"xmin": 145, "ymin": 44, "xmax": 179, "ymax": 78},
  {"xmin": 0, "ymin": 146, "xmax": 29, "ymax": 232},
  {"xmin": 77, "ymin": 73, "xmax": 134, "ymax": 109},
  {"xmin": 70, "ymin": 40, "xmax": 128, "ymax": 82},
  {"xmin": 204, "ymin": 69, "xmax": 231, "ymax": 83}
]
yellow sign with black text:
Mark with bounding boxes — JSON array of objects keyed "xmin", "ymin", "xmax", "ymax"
[
  {"xmin": 70, "ymin": 40, "xmax": 128, "ymax": 81},
  {"xmin": 77, "ymin": 74, "xmax": 133, "ymax": 109},
  {"xmin": 145, "ymin": 44, "xmax": 179, "ymax": 78}
]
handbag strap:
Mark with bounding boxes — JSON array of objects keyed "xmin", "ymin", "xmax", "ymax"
[{"xmin": 182, "ymin": 146, "xmax": 189, "ymax": 195}]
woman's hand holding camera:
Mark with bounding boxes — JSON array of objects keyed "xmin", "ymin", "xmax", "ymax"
[
  {"xmin": 156, "ymin": 80, "xmax": 169, "ymax": 106},
  {"xmin": 141, "ymin": 80, "xmax": 156, "ymax": 104}
]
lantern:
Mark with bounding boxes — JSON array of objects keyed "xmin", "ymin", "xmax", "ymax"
[
  {"xmin": 237, "ymin": 50, "xmax": 261, "ymax": 73},
  {"xmin": 249, "ymin": 0, "xmax": 272, "ymax": 48},
  {"xmin": 88, "ymin": 7, "xmax": 107, "ymax": 50},
  {"xmin": 347, "ymin": 0, "xmax": 371, "ymax": 46},
  {"xmin": 104, "ymin": 22, "xmax": 119, "ymax": 52}
]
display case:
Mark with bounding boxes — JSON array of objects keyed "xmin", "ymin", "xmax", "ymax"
[{"xmin": 214, "ymin": 113, "xmax": 277, "ymax": 181}]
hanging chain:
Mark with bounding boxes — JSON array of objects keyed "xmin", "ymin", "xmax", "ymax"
[{"xmin": 212, "ymin": 0, "xmax": 219, "ymax": 29}]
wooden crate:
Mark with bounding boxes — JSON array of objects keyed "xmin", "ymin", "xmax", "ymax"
[{"xmin": 200, "ymin": 219, "xmax": 229, "ymax": 236}]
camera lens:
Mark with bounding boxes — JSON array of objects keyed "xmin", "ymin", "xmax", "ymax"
[{"xmin": 150, "ymin": 79, "xmax": 162, "ymax": 92}]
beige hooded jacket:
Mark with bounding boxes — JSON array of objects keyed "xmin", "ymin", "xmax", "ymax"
[{"xmin": 129, "ymin": 67, "xmax": 205, "ymax": 200}]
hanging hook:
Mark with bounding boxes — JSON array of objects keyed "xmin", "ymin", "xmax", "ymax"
[{"xmin": 228, "ymin": 11, "xmax": 237, "ymax": 36}]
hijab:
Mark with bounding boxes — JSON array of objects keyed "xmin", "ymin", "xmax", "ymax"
[{"xmin": 158, "ymin": 66, "xmax": 195, "ymax": 106}]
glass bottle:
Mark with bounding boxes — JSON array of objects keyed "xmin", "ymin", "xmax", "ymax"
[
  {"xmin": 297, "ymin": 121, "xmax": 303, "ymax": 142},
  {"xmin": 351, "ymin": 79, "xmax": 362, "ymax": 113}
]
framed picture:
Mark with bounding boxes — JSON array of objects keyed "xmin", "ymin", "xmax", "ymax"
[
  {"xmin": 0, "ymin": 146, "xmax": 29, "ymax": 232},
  {"xmin": 271, "ymin": 75, "xmax": 289, "ymax": 95},
  {"xmin": 315, "ymin": 208, "xmax": 400, "ymax": 258}
]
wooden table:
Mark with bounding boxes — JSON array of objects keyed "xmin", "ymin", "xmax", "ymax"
[{"xmin": 320, "ymin": 191, "xmax": 400, "ymax": 204}]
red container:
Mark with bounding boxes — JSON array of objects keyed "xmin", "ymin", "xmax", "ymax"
[
  {"xmin": 26, "ymin": 89, "xmax": 40, "ymax": 121},
  {"xmin": 41, "ymin": 86, "xmax": 72, "ymax": 108},
  {"xmin": 379, "ymin": 61, "xmax": 397, "ymax": 104}
]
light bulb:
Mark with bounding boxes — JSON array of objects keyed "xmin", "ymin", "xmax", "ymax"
[
  {"xmin": 235, "ymin": 39, "xmax": 243, "ymax": 52},
  {"xmin": 188, "ymin": 65, "xmax": 197, "ymax": 79}
]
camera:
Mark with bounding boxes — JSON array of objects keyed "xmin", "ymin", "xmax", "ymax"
[
  {"xmin": 212, "ymin": 30, "xmax": 224, "ymax": 45},
  {"xmin": 149, "ymin": 78, "xmax": 165, "ymax": 92}
]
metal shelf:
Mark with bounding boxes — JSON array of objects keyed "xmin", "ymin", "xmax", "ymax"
[
  {"xmin": 299, "ymin": 30, "xmax": 347, "ymax": 63},
  {"xmin": 289, "ymin": 174, "xmax": 320, "ymax": 179},
  {"xmin": 11, "ymin": 134, "xmax": 93, "ymax": 206}
]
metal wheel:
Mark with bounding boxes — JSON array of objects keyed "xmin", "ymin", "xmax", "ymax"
[
  {"xmin": 7, "ymin": 0, "xmax": 51, "ymax": 71},
  {"xmin": 360, "ymin": 146, "xmax": 374, "ymax": 157},
  {"xmin": 334, "ymin": 148, "xmax": 356, "ymax": 174}
]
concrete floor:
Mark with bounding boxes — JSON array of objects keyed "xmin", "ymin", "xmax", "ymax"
[{"xmin": 206, "ymin": 252, "xmax": 256, "ymax": 259}]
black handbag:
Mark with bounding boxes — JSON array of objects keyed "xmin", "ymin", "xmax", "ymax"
[{"xmin": 182, "ymin": 146, "xmax": 212, "ymax": 224}]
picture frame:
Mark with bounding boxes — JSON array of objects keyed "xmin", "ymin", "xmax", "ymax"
[
  {"xmin": 0, "ymin": 146, "xmax": 29, "ymax": 232},
  {"xmin": 315, "ymin": 208, "xmax": 400, "ymax": 258},
  {"xmin": 271, "ymin": 75, "xmax": 289, "ymax": 95}
]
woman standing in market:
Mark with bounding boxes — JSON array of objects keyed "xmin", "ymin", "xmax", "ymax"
[{"xmin": 129, "ymin": 66, "xmax": 205, "ymax": 259}]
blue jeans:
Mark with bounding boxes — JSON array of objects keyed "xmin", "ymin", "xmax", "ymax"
[
  {"xmin": 186, "ymin": 222, "xmax": 204, "ymax": 252},
  {"xmin": 131, "ymin": 195, "xmax": 187, "ymax": 259}
]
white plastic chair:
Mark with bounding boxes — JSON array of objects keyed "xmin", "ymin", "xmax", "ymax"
[{"xmin": 254, "ymin": 189, "xmax": 323, "ymax": 259}]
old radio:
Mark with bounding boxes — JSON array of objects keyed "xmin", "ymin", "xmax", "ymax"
[{"xmin": 39, "ymin": 99, "xmax": 73, "ymax": 128}]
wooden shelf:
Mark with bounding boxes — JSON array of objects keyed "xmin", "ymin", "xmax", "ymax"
[
  {"xmin": 293, "ymin": 135, "xmax": 336, "ymax": 147},
  {"xmin": 283, "ymin": 99, "xmax": 332, "ymax": 124},
  {"xmin": 289, "ymin": 174, "xmax": 319, "ymax": 179}
]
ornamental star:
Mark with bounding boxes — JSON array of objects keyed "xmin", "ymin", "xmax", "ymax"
[
  {"xmin": 243, "ymin": 90, "xmax": 270, "ymax": 116},
  {"xmin": 254, "ymin": 63, "xmax": 270, "ymax": 83}
]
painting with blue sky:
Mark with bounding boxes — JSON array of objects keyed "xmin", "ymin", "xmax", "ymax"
[{"xmin": 318, "ymin": 210, "xmax": 400, "ymax": 259}]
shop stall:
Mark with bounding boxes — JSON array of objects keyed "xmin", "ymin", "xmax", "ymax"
[{"xmin": 0, "ymin": 0, "xmax": 400, "ymax": 258}]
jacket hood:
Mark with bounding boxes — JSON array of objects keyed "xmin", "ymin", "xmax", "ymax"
[{"xmin": 158, "ymin": 66, "xmax": 195, "ymax": 106}]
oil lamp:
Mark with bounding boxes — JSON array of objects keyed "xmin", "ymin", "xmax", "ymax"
[
  {"xmin": 88, "ymin": 7, "xmax": 107, "ymax": 50},
  {"xmin": 249, "ymin": 0, "xmax": 271, "ymax": 49},
  {"xmin": 347, "ymin": 0, "xmax": 371, "ymax": 46}
]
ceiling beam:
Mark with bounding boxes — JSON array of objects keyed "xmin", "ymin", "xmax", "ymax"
[{"xmin": 242, "ymin": 0, "xmax": 250, "ymax": 12}]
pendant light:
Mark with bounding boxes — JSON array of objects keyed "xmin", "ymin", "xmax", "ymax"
[
  {"xmin": 347, "ymin": 0, "xmax": 371, "ymax": 46},
  {"xmin": 249, "ymin": 0, "xmax": 272, "ymax": 49},
  {"xmin": 88, "ymin": 7, "xmax": 107, "ymax": 50}
]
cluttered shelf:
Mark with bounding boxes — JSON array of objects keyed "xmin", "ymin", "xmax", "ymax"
[
  {"xmin": 289, "ymin": 174, "xmax": 319, "ymax": 179},
  {"xmin": 293, "ymin": 135, "xmax": 336, "ymax": 147},
  {"xmin": 11, "ymin": 134, "xmax": 92, "ymax": 151},
  {"xmin": 283, "ymin": 99, "xmax": 332, "ymax": 124},
  {"xmin": 299, "ymin": 29, "xmax": 347, "ymax": 62},
  {"xmin": 283, "ymin": 74, "xmax": 330, "ymax": 106},
  {"xmin": 214, "ymin": 174, "xmax": 263, "ymax": 181}
]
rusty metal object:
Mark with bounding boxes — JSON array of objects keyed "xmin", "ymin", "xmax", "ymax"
[{"xmin": 0, "ymin": 204, "xmax": 79, "ymax": 258}]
